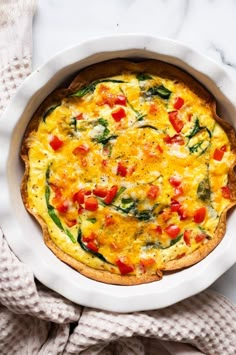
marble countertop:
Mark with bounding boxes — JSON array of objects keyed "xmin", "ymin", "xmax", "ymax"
[{"xmin": 32, "ymin": 0, "xmax": 236, "ymax": 304}]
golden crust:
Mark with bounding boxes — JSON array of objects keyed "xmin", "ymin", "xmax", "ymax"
[{"xmin": 20, "ymin": 59, "xmax": 236, "ymax": 285}]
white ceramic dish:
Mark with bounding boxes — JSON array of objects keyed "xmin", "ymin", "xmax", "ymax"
[{"xmin": 1, "ymin": 34, "xmax": 236, "ymax": 312}]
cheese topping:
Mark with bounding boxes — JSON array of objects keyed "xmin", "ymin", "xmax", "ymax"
[{"xmin": 25, "ymin": 71, "xmax": 235, "ymax": 276}]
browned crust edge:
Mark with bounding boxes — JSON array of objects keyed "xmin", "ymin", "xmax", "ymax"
[{"xmin": 20, "ymin": 59, "xmax": 236, "ymax": 285}]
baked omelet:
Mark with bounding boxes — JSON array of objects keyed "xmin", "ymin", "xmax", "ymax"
[{"xmin": 21, "ymin": 60, "xmax": 236, "ymax": 285}]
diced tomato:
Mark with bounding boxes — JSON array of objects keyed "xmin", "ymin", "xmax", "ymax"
[
  {"xmin": 221, "ymin": 186, "xmax": 231, "ymax": 199},
  {"xmin": 184, "ymin": 230, "xmax": 192, "ymax": 246},
  {"xmin": 147, "ymin": 185, "xmax": 160, "ymax": 200},
  {"xmin": 105, "ymin": 214, "xmax": 115, "ymax": 226},
  {"xmin": 155, "ymin": 225, "xmax": 162, "ymax": 234},
  {"xmin": 168, "ymin": 111, "xmax": 184, "ymax": 133},
  {"xmin": 82, "ymin": 232, "xmax": 97, "ymax": 242},
  {"xmin": 103, "ymin": 185, "xmax": 118, "ymax": 204},
  {"xmin": 174, "ymin": 97, "xmax": 184, "ymax": 110},
  {"xmin": 164, "ymin": 224, "xmax": 180, "ymax": 239},
  {"xmin": 195, "ymin": 234, "xmax": 206, "ymax": 243},
  {"xmin": 86, "ymin": 241, "xmax": 99, "ymax": 252},
  {"xmin": 117, "ymin": 162, "xmax": 128, "ymax": 177},
  {"xmin": 163, "ymin": 134, "xmax": 185, "ymax": 145},
  {"xmin": 170, "ymin": 199, "xmax": 181, "ymax": 212},
  {"xmin": 84, "ymin": 196, "xmax": 98, "ymax": 211},
  {"xmin": 188, "ymin": 113, "xmax": 193, "ymax": 122},
  {"xmin": 140, "ymin": 258, "xmax": 155, "ymax": 267},
  {"xmin": 65, "ymin": 219, "xmax": 77, "ymax": 227},
  {"xmin": 73, "ymin": 144, "xmax": 90, "ymax": 155},
  {"xmin": 149, "ymin": 102, "xmax": 158, "ymax": 115},
  {"xmin": 76, "ymin": 113, "xmax": 83, "ymax": 120},
  {"xmin": 111, "ymin": 107, "xmax": 126, "ymax": 122},
  {"xmin": 169, "ymin": 176, "xmax": 181, "ymax": 187},
  {"xmin": 101, "ymin": 159, "xmax": 108, "ymax": 168},
  {"xmin": 116, "ymin": 258, "xmax": 134, "ymax": 275},
  {"xmin": 193, "ymin": 207, "xmax": 206, "ymax": 223},
  {"xmin": 73, "ymin": 189, "xmax": 91, "ymax": 204},
  {"xmin": 156, "ymin": 144, "xmax": 163, "ymax": 153},
  {"xmin": 49, "ymin": 135, "xmax": 63, "ymax": 151},
  {"xmin": 56, "ymin": 200, "xmax": 69, "ymax": 214},
  {"xmin": 213, "ymin": 148, "xmax": 224, "ymax": 161},
  {"xmin": 114, "ymin": 95, "xmax": 126, "ymax": 106},
  {"xmin": 93, "ymin": 186, "xmax": 108, "ymax": 198},
  {"xmin": 174, "ymin": 186, "xmax": 184, "ymax": 197}
]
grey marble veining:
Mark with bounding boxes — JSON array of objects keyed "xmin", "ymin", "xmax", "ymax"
[{"xmin": 32, "ymin": 0, "xmax": 236, "ymax": 304}]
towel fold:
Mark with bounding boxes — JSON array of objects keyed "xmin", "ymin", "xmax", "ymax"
[{"xmin": 0, "ymin": 1, "xmax": 235, "ymax": 354}]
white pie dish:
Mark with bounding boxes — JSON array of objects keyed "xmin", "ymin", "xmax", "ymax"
[{"xmin": 0, "ymin": 34, "xmax": 236, "ymax": 312}]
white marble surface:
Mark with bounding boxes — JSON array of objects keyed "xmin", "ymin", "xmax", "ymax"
[{"xmin": 32, "ymin": 0, "xmax": 236, "ymax": 303}]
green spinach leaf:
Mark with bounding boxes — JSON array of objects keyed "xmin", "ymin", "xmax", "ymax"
[
  {"xmin": 71, "ymin": 79, "xmax": 125, "ymax": 98},
  {"xmin": 43, "ymin": 104, "xmax": 60, "ymax": 122},
  {"xmin": 136, "ymin": 73, "xmax": 153, "ymax": 81},
  {"xmin": 146, "ymin": 85, "xmax": 172, "ymax": 99},
  {"xmin": 197, "ymin": 178, "xmax": 211, "ymax": 201}
]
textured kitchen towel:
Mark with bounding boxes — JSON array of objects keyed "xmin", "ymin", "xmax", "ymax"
[{"xmin": 0, "ymin": 1, "xmax": 236, "ymax": 354}]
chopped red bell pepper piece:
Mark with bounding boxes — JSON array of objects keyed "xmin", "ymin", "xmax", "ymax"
[
  {"xmin": 111, "ymin": 107, "xmax": 126, "ymax": 122},
  {"xmin": 213, "ymin": 147, "xmax": 225, "ymax": 161},
  {"xmin": 163, "ymin": 134, "xmax": 185, "ymax": 145},
  {"xmin": 86, "ymin": 241, "xmax": 99, "ymax": 252},
  {"xmin": 174, "ymin": 97, "xmax": 184, "ymax": 110},
  {"xmin": 168, "ymin": 111, "xmax": 184, "ymax": 133},
  {"xmin": 169, "ymin": 176, "xmax": 181, "ymax": 187},
  {"xmin": 193, "ymin": 207, "xmax": 206, "ymax": 223},
  {"xmin": 164, "ymin": 224, "xmax": 181, "ymax": 239},
  {"xmin": 49, "ymin": 135, "xmax": 63, "ymax": 151},
  {"xmin": 221, "ymin": 186, "xmax": 231, "ymax": 199},
  {"xmin": 76, "ymin": 113, "xmax": 84, "ymax": 120},
  {"xmin": 184, "ymin": 230, "xmax": 192, "ymax": 246},
  {"xmin": 147, "ymin": 185, "xmax": 160, "ymax": 200},
  {"xmin": 116, "ymin": 258, "xmax": 134, "ymax": 275},
  {"xmin": 73, "ymin": 189, "xmax": 91, "ymax": 204},
  {"xmin": 195, "ymin": 234, "xmax": 206, "ymax": 243},
  {"xmin": 117, "ymin": 162, "xmax": 128, "ymax": 177},
  {"xmin": 84, "ymin": 196, "xmax": 98, "ymax": 211},
  {"xmin": 114, "ymin": 95, "xmax": 126, "ymax": 106},
  {"xmin": 105, "ymin": 214, "xmax": 115, "ymax": 226},
  {"xmin": 103, "ymin": 185, "xmax": 118, "ymax": 204},
  {"xmin": 56, "ymin": 200, "xmax": 69, "ymax": 214},
  {"xmin": 93, "ymin": 186, "xmax": 108, "ymax": 198},
  {"xmin": 73, "ymin": 144, "xmax": 90, "ymax": 155}
]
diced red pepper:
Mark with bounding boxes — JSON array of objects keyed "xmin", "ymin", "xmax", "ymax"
[
  {"xmin": 105, "ymin": 214, "xmax": 115, "ymax": 226},
  {"xmin": 163, "ymin": 134, "xmax": 185, "ymax": 145},
  {"xmin": 156, "ymin": 144, "xmax": 163, "ymax": 153},
  {"xmin": 65, "ymin": 219, "xmax": 77, "ymax": 227},
  {"xmin": 168, "ymin": 111, "xmax": 184, "ymax": 133},
  {"xmin": 78, "ymin": 205, "xmax": 84, "ymax": 215},
  {"xmin": 170, "ymin": 199, "xmax": 181, "ymax": 212},
  {"xmin": 213, "ymin": 148, "xmax": 224, "ymax": 161},
  {"xmin": 103, "ymin": 185, "xmax": 118, "ymax": 204},
  {"xmin": 174, "ymin": 186, "xmax": 184, "ymax": 197},
  {"xmin": 174, "ymin": 97, "xmax": 184, "ymax": 110},
  {"xmin": 164, "ymin": 224, "xmax": 180, "ymax": 239},
  {"xmin": 147, "ymin": 185, "xmax": 160, "ymax": 200},
  {"xmin": 49, "ymin": 135, "xmax": 63, "ymax": 151},
  {"xmin": 93, "ymin": 186, "xmax": 108, "ymax": 198},
  {"xmin": 117, "ymin": 162, "xmax": 128, "ymax": 177},
  {"xmin": 169, "ymin": 176, "xmax": 181, "ymax": 187},
  {"xmin": 84, "ymin": 196, "xmax": 98, "ymax": 211},
  {"xmin": 195, "ymin": 234, "xmax": 206, "ymax": 243},
  {"xmin": 155, "ymin": 225, "xmax": 162, "ymax": 234},
  {"xmin": 73, "ymin": 189, "xmax": 91, "ymax": 204},
  {"xmin": 220, "ymin": 145, "xmax": 227, "ymax": 152},
  {"xmin": 56, "ymin": 200, "xmax": 69, "ymax": 214},
  {"xmin": 111, "ymin": 107, "xmax": 126, "ymax": 122},
  {"xmin": 184, "ymin": 230, "xmax": 192, "ymax": 246},
  {"xmin": 116, "ymin": 258, "xmax": 134, "ymax": 275},
  {"xmin": 161, "ymin": 209, "xmax": 172, "ymax": 222},
  {"xmin": 140, "ymin": 257, "xmax": 155, "ymax": 267},
  {"xmin": 114, "ymin": 95, "xmax": 126, "ymax": 106},
  {"xmin": 86, "ymin": 240, "xmax": 99, "ymax": 252},
  {"xmin": 193, "ymin": 207, "xmax": 206, "ymax": 224},
  {"xmin": 83, "ymin": 232, "xmax": 97, "ymax": 242},
  {"xmin": 73, "ymin": 144, "xmax": 90, "ymax": 155},
  {"xmin": 221, "ymin": 186, "xmax": 231, "ymax": 199},
  {"xmin": 76, "ymin": 113, "xmax": 84, "ymax": 120},
  {"xmin": 149, "ymin": 102, "xmax": 158, "ymax": 115}
]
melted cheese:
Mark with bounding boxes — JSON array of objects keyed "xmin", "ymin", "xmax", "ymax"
[{"xmin": 26, "ymin": 72, "xmax": 235, "ymax": 276}]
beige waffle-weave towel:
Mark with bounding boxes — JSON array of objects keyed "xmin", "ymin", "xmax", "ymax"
[{"xmin": 0, "ymin": 1, "xmax": 236, "ymax": 354}]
